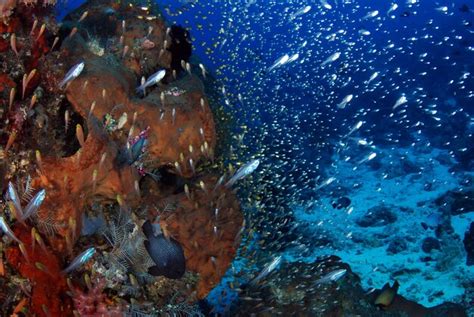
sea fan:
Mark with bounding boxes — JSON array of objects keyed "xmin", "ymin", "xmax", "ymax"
[
  {"xmin": 152, "ymin": 199, "xmax": 179, "ymax": 221},
  {"xmin": 103, "ymin": 212, "xmax": 134, "ymax": 271},
  {"xmin": 20, "ymin": 176, "xmax": 34, "ymax": 203},
  {"xmin": 32, "ymin": 212, "xmax": 66, "ymax": 236},
  {"xmin": 103, "ymin": 211, "xmax": 154, "ymax": 275},
  {"xmin": 157, "ymin": 294, "xmax": 205, "ymax": 316},
  {"xmin": 156, "ymin": 199, "xmax": 178, "ymax": 214}
]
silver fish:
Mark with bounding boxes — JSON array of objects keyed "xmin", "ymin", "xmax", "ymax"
[
  {"xmin": 250, "ymin": 255, "xmax": 282, "ymax": 285},
  {"xmin": 362, "ymin": 10, "xmax": 379, "ymax": 20},
  {"xmin": 59, "ymin": 62, "xmax": 85, "ymax": 89},
  {"xmin": 321, "ymin": 52, "xmax": 341, "ymax": 66},
  {"xmin": 393, "ymin": 95, "xmax": 407, "ymax": 109},
  {"xmin": 0, "ymin": 216, "xmax": 21, "ymax": 244},
  {"xmin": 267, "ymin": 54, "xmax": 289, "ymax": 72},
  {"xmin": 320, "ymin": 0, "xmax": 332, "ymax": 10},
  {"xmin": 225, "ymin": 159, "xmax": 260, "ymax": 187},
  {"xmin": 366, "ymin": 71, "xmax": 379, "ymax": 84},
  {"xmin": 62, "ymin": 247, "xmax": 96, "ymax": 274},
  {"xmin": 315, "ymin": 268, "xmax": 347, "ymax": 285},
  {"xmin": 7, "ymin": 181, "xmax": 23, "ymax": 219},
  {"xmin": 21, "ymin": 189, "xmax": 46, "ymax": 221},
  {"xmin": 290, "ymin": 5, "xmax": 311, "ymax": 20},
  {"xmin": 337, "ymin": 94, "xmax": 353, "ymax": 109},
  {"xmin": 136, "ymin": 69, "xmax": 166, "ymax": 94},
  {"xmin": 387, "ymin": 3, "xmax": 398, "ymax": 16}
]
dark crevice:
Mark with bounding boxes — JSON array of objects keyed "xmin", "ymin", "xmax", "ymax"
[
  {"xmin": 58, "ymin": 101, "xmax": 87, "ymax": 157},
  {"xmin": 168, "ymin": 25, "xmax": 192, "ymax": 72}
]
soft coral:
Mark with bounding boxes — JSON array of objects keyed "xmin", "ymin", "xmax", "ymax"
[
  {"xmin": 72, "ymin": 276, "xmax": 124, "ymax": 317},
  {"xmin": 5, "ymin": 224, "xmax": 74, "ymax": 316}
]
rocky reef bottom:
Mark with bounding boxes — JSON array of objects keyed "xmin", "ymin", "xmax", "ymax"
[{"xmin": 233, "ymin": 256, "xmax": 467, "ymax": 317}]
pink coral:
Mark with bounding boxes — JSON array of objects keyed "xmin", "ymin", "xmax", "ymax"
[
  {"xmin": 141, "ymin": 38, "xmax": 156, "ymax": 50},
  {"xmin": 0, "ymin": 0, "xmax": 16, "ymax": 19},
  {"xmin": 73, "ymin": 277, "xmax": 123, "ymax": 316}
]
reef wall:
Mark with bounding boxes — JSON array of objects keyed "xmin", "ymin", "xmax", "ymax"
[{"xmin": 0, "ymin": 0, "xmax": 243, "ymax": 315}]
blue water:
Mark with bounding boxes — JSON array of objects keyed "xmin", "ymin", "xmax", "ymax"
[{"xmin": 55, "ymin": 0, "xmax": 474, "ymax": 314}]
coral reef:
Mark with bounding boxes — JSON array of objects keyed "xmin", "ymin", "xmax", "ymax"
[
  {"xmin": 0, "ymin": 0, "xmax": 242, "ymax": 315},
  {"xmin": 1, "ymin": 0, "xmax": 56, "ymax": 21},
  {"xmin": 2, "ymin": 1, "xmax": 469, "ymax": 316}
]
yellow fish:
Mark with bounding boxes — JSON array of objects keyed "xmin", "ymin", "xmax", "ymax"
[{"xmin": 375, "ymin": 280, "xmax": 399, "ymax": 309}]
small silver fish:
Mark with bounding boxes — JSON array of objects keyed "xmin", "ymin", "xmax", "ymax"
[
  {"xmin": 59, "ymin": 62, "xmax": 85, "ymax": 89},
  {"xmin": 225, "ymin": 159, "xmax": 260, "ymax": 187},
  {"xmin": 117, "ymin": 112, "xmax": 128, "ymax": 129},
  {"xmin": 62, "ymin": 247, "xmax": 96, "ymax": 274},
  {"xmin": 321, "ymin": 52, "xmax": 341, "ymax": 66},
  {"xmin": 362, "ymin": 10, "xmax": 379, "ymax": 20},
  {"xmin": 0, "ymin": 216, "xmax": 21, "ymax": 244},
  {"xmin": 345, "ymin": 120, "xmax": 364, "ymax": 137},
  {"xmin": 290, "ymin": 5, "xmax": 311, "ymax": 20},
  {"xmin": 250, "ymin": 255, "xmax": 282, "ymax": 285},
  {"xmin": 136, "ymin": 69, "xmax": 166, "ymax": 94},
  {"xmin": 315, "ymin": 176, "xmax": 336, "ymax": 191},
  {"xmin": 21, "ymin": 189, "xmax": 46, "ymax": 221},
  {"xmin": 315, "ymin": 268, "xmax": 347, "ymax": 285},
  {"xmin": 387, "ymin": 3, "xmax": 398, "ymax": 16},
  {"xmin": 393, "ymin": 95, "xmax": 407, "ymax": 109},
  {"xmin": 366, "ymin": 71, "xmax": 379, "ymax": 84},
  {"xmin": 320, "ymin": 0, "xmax": 332, "ymax": 10},
  {"xmin": 337, "ymin": 94, "xmax": 353, "ymax": 109},
  {"xmin": 7, "ymin": 181, "xmax": 23, "ymax": 218},
  {"xmin": 267, "ymin": 54, "xmax": 289, "ymax": 72}
]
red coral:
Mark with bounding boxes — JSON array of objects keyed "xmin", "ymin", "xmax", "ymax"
[
  {"xmin": 0, "ymin": 36, "xmax": 8, "ymax": 52},
  {"xmin": 0, "ymin": 73, "xmax": 15, "ymax": 94},
  {"xmin": 5, "ymin": 225, "xmax": 74, "ymax": 316}
]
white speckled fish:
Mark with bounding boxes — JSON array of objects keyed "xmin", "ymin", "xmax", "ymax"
[
  {"xmin": 59, "ymin": 61, "xmax": 85, "ymax": 89},
  {"xmin": 136, "ymin": 69, "xmax": 166, "ymax": 95}
]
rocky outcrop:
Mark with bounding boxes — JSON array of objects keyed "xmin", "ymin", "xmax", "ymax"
[
  {"xmin": 234, "ymin": 257, "xmax": 467, "ymax": 317},
  {"xmin": 356, "ymin": 204, "xmax": 398, "ymax": 227},
  {"xmin": 464, "ymin": 222, "xmax": 474, "ymax": 266}
]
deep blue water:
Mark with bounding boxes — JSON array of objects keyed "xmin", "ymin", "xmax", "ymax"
[{"xmin": 54, "ymin": 0, "xmax": 474, "ymax": 314}]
